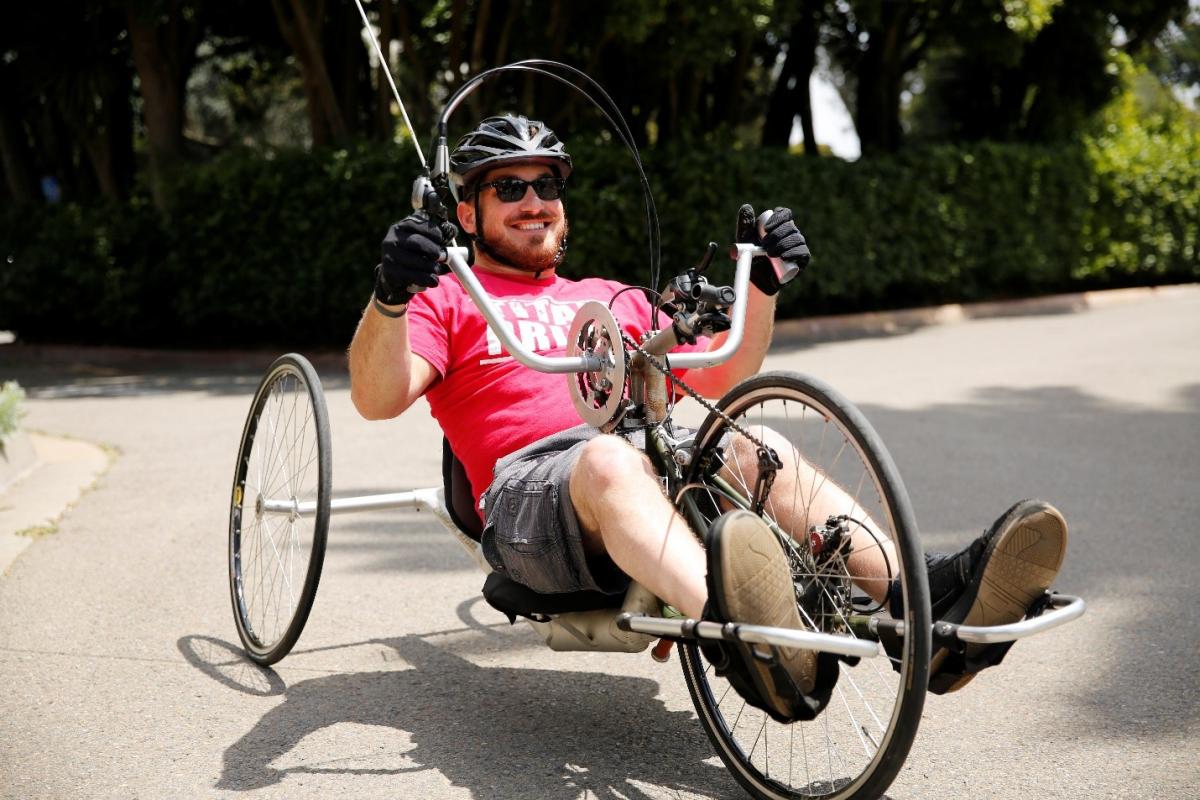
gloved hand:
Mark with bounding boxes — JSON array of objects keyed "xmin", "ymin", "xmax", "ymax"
[
  {"xmin": 734, "ymin": 204, "xmax": 811, "ymax": 296},
  {"xmin": 374, "ymin": 212, "xmax": 455, "ymax": 305}
]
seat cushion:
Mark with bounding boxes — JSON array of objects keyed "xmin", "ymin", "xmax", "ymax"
[{"xmin": 482, "ymin": 571, "xmax": 626, "ymax": 623}]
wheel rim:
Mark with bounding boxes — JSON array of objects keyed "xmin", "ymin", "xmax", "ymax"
[
  {"xmin": 230, "ymin": 362, "xmax": 326, "ymax": 657},
  {"xmin": 681, "ymin": 378, "xmax": 926, "ymax": 799}
]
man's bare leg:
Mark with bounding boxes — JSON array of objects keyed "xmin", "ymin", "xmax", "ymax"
[
  {"xmin": 569, "ymin": 435, "xmax": 708, "ymax": 619},
  {"xmin": 720, "ymin": 427, "xmax": 899, "ymax": 604}
]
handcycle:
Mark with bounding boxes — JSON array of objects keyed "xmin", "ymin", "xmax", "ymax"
[{"xmin": 227, "ymin": 235, "xmax": 1086, "ymax": 800}]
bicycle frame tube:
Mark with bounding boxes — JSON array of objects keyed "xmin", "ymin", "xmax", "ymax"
[
  {"xmin": 440, "ymin": 243, "xmax": 764, "ymax": 374},
  {"xmin": 638, "ymin": 243, "xmax": 758, "ymax": 366},
  {"xmin": 443, "ymin": 247, "xmax": 601, "ymax": 374}
]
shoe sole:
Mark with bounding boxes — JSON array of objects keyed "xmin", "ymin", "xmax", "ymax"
[
  {"xmin": 709, "ymin": 510, "xmax": 816, "ymax": 713},
  {"xmin": 931, "ymin": 500, "xmax": 1068, "ymax": 692}
]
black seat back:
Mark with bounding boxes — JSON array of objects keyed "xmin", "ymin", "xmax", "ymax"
[
  {"xmin": 442, "ymin": 439, "xmax": 626, "ymax": 622},
  {"xmin": 441, "ymin": 439, "xmax": 484, "ymax": 541}
]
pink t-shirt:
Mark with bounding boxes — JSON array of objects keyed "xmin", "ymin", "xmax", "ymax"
[{"xmin": 406, "ymin": 268, "xmax": 709, "ymax": 509}]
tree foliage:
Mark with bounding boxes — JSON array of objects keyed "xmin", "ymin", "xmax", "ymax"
[
  {"xmin": 2, "ymin": 0, "xmax": 1196, "ymax": 207},
  {"xmin": 1, "ymin": 0, "xmax": 1197, "ymax": 347}
]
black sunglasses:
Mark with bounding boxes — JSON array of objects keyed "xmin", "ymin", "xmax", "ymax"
[{"xmin": 476, "ymin": 176, "xmax": 567, "ymax": 203}]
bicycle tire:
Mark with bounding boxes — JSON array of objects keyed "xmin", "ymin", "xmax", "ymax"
[
  {"xmin": 677, "ymin": 371, "xmax": 930, "ymax": 800},
  {"xmin": 228, "ymin": 353, "xmax": 331, "ymax": 665}
]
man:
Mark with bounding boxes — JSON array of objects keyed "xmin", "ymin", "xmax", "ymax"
[{"xmin": 348, "ymin": 114, "xmax": 1069, "ymax": 719}]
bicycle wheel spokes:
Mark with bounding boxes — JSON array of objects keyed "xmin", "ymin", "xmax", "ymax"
[
  {"xmin": 681, "ymin": 372, "xmax": 928, "ymax": 800},
  {"xmin": 229, "ymin": 354, "xmax": 331, "ymax": 665}
]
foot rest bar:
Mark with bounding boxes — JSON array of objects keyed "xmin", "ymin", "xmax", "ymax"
[
  {"xmin": 261, "ymin": 487, "xmax": 444, "ymax": 517},
  {"xmin": 616, "ymin": 613, "xmax": 881, "ymax": 660},
  {"xmin": 945, "ymin": 593, "xmax": 1085, "ymax": 644}
]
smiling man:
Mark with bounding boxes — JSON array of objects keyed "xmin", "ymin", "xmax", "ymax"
[{"xmin": 347, "ymin": 114, "xmax": 1069, "ymax": 721}]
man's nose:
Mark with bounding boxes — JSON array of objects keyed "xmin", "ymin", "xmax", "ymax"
[
  {"xmin": 516, "ymin": 184, "xmax": 545, "ymax": 210},
  {"xmin": 513, "ymin": 185, "xmax": 542, "ymax": 208}
]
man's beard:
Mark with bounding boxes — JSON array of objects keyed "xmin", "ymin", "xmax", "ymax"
[{"xmin": 482, "ymin": 216, "xmax": 569, "ymax": 273}]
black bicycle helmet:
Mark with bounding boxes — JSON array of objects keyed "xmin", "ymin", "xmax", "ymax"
[{"xmin": 450, "ymin": 114, "xmax": 573, "ymax": 198}]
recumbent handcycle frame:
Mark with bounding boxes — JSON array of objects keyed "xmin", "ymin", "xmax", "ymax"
[{"xmin": 228, "ymin": 241, "xmax": 1084, "ymax": 800}]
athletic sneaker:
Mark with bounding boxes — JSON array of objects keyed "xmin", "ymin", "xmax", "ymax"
[
  {"xmin": 704, "ymin": 510, "xmax": 816, "ymax": 721},
  {"xmin": 925, "ymin": 499, "xmax": 1069, "ymax": 693}
]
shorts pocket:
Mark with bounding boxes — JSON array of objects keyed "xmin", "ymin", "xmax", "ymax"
[{"xmin": 488, "ymin": 479, "xmax": 576, "ymax": 593}]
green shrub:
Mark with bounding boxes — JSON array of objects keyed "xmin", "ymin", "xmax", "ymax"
[
  {"xmin": 1, "ymin": 130, "xmax": 1196, "ymax": 347},
  {"xmin": 0, "ymin": 381, "xmax": 26, "ymax": 444}
]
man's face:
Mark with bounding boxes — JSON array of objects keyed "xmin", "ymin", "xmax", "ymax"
[{"xmin": 458, "ymin": 162, "xmax": 568, "ymax": 273}]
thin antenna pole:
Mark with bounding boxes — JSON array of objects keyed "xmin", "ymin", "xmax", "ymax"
[{"xmin": 352, "ymin": 0, "xmax": 426, "ymax": 169}]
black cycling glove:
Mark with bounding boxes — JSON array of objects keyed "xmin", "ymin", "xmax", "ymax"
[
  {"xmin": 374, "ymin": 212, "xmax": 456, "ymax": 305},
  {"xmin": 735, "ymin": 204, "xmax": 811, "ymax": 296}
]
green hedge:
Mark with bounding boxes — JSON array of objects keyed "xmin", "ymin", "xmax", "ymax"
[{"xmin": 2, "ymin": 132, "xmax": 1196, "ymax": 347}]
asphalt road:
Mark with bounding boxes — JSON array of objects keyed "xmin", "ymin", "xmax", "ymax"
[{"xmin": 1, "ymin": 287, "xmax": 1197, "ymax": 799}]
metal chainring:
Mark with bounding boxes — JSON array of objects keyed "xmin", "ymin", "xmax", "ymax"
[{"xmin": 565, "ymin": 301, "xmax": 628, "ymax": 431}]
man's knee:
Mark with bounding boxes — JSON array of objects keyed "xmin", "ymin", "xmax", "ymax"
[{"xmin": 572, "ymin": 435, "xmax": 656, "ymax": 496}]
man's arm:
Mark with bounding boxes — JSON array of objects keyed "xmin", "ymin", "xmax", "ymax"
[
  {"xmin": 681, "ymin": 287, "xmax": 776, "ymax": 399},
  {"xmin": 348, "ymin": 301, "xmax": 439, "ymax": 420},
  {"xmin": 676, "ymin": 205, "xmax": 807, "ymax": 399},
  {"xmin": 350, "ymin": 212, "xmax": 451, "ymax": 419}
]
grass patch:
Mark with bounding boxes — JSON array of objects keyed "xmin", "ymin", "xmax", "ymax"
[
  {"xmin": 16, "ymin": 523, "xmax": 57, "ymax": 539},
  {"xmin": 0, "ymin": 381, "xmax": 27, "ymax": 458}
]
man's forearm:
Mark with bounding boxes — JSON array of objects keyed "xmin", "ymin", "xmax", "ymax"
[
  {"xmin": 688, "ymin": 289, "xmax": 777, "ymax": 398},
  {"xmin": 348, "ymin": 298, "xmax": 419, "ymax": 419}
]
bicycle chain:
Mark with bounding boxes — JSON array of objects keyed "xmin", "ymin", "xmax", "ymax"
[{"xmin": 620, "ymin": 333, "xmax": 779, "ymax": 507}]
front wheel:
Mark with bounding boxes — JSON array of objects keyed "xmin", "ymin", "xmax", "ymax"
[
  {"xmin": 228, "ymin": 353, "xmax": 331, "ymax": 665},
  {"xmin": 678, "ymin": 371, "xmax": 930, "ymax": 800}
]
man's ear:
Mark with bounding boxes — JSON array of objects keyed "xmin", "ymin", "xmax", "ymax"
[{"xmin": 457, "ymin": 200, "xmax": 476, "ymax": 235}]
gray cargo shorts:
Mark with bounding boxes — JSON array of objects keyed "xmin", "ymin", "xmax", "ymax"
[{"xmin": 479, "ymin": 424, "xmax": 651, "ymax": 596}]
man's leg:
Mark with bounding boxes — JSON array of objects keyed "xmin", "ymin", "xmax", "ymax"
[
  {"xmin": 719, "ymin": 426, "xmax": 897, "ymax": 603},
  {"xmin": 569, "ymin": 434, "xmax": 821, "ymax": 719},
  {"xmin": 568, "ymin": 435, "xmax": 708, "ymax": 620},
  {"xmin": 566, "ymin": 429, "xmax": 898, "ymax": 616}
]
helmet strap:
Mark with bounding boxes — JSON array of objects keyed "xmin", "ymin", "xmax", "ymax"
[{"xmin": 471, "ymin": 191, "xmax": 525, "ymax": 271}]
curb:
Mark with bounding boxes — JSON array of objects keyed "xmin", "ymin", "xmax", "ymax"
[
  {"xmin": 0, "ymin": 430, "xmax": 38, "ymax": 493},
  {"xmin": 772, "ymin": 284, "xmax": 1196, "ymax": 344},
  {"xmin": 0, "ymin": 432, "xmax": 112, "ymax": 576}
]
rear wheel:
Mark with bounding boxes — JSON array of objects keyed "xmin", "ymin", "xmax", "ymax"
[
  {"xmin": 228, "ymin": 354, "xmax": 331, "ymax": 665},
  {"xmin": 678, "ymin": 371, "xmax": 930, "ymax": 799}
]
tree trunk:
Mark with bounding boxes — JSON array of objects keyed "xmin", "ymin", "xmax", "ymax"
[
  {"xmin": 332, "ymin": 2, "xmax": 371, "ymax": 137},
  {"xmin": 448, "ymin": 0, "xmax": 466, "ymax": 82},
  {"xmin": 272, "ymin": 0, "xmax": 348, "ymax": 146},
  {"xmin": 375, "ymin": 0, "xmax": 395, "ymax": 138},
  {"xmin": 763, "ymin": 3, "xmax": 821, "ymax": 154},
  {"xmin": 75, "ymin": 52, "xmax": 134, "ymax": 201},
  {"xmin": 855, "ymin": 4, "xmax": 910, "ymax": 155},
  {"xmin": 0, "ymin": 78, "xmax": 40, "ymax": 205},
  {"xmin": 795, "ymin": 6, "xmax": 820, "ymax": 157},
  {"xmin": 465, "ymin": 0, "xmax": 493, "ymax": 122},
  {"xmin": 126, "ymin": 2, "xmax": 197, "ymax": 209},
  {"xmin": 727, "ymin": 30, "xmax": 752, "ymax": 128},
  {"xmin": 763, "ymin": 48, "xmax": 799, "ymax": 147},
  {"xmin": 470, "ymin": 0, "xmax": 493, "ymax": 73},
  {"xmin": 493, "ymin": 0, "xmax": 519, "ymax": 67},
  {"xmin": 395, "ymin": 0, "xmax": 430, "ymax": 138}
]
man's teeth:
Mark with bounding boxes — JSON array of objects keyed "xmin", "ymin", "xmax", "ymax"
[{"xmin": 515, "ymin": 222, "xmax": 547, "ymax": 230}]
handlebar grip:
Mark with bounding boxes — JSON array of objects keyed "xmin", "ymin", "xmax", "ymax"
[{"xmin": 756, "ymin": 210, "xmax": 801, "ymax": 287}]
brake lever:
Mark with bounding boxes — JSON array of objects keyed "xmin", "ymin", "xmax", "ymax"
[
  {"xmin": 412, "ymin": 174, "xmax": 458, "ymax": 279},
  {"xmin": 694, "ymin": 241, "xmax": 718, "ymax": 275}
]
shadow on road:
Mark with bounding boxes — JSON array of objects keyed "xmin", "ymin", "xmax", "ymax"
[
  {"xmin": 184, "ymin": 633, "xmax": 738, "ymax": 799},
  {"xmin": 0, "ymin": 346, "xmax": 350, "ymax": 399},
  {"xmin": 857, "ymin": 382, "xmax": 1200, "ymax": 740}
]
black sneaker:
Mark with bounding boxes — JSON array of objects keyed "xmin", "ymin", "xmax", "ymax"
[
  {"xmin": 926, "ymin": 499, "xmax": 1069, "ymax": 693},
  {"xmin": 704, "ymin": 510, "xmax": 820, "ymax": 722}
]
